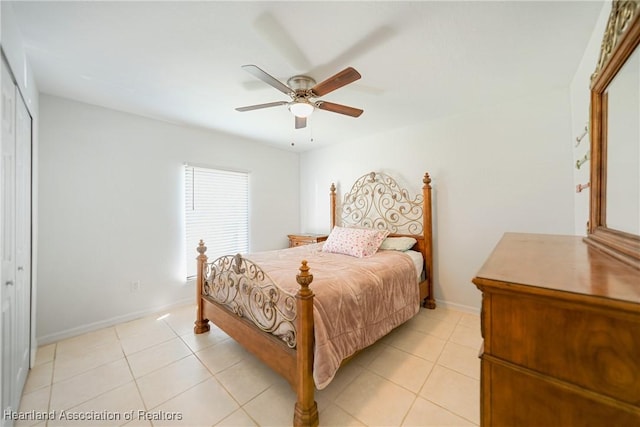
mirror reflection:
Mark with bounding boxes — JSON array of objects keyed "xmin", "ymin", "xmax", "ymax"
[{"xmin": 605, "ymin": 46, "xmax": 640, "ymax": 235}]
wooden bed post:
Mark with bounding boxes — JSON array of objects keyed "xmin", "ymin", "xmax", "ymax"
[
  {"xmin": 330, "ymin": 183, "xmax": 337, "ymax": 229},
  {"xmin": 293, "ymin": 260, "xmax": 319, "ymax": 427},
  {"xmin": 194, "ymin": 240, "xmax": 211, "ymax": 333},
  {"xmin": 423, "ymin": 173, "xmax": 436, "ymax": 309}
]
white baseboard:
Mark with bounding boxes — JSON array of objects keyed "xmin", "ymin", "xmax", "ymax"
[
  {"xmin": 36, "ymin": 297, "xmax": 193, "ymax": 346},
  {"xmin": 434, "ymin": 299, "xmax": 481, "ymax": 315}
]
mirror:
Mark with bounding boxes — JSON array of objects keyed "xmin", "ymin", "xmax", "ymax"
[
  {"xmin": 605, "ymin": 46, "xmax": 640, "ymax": 235},
  {"xmin": 585, "ymin": 0, "xmax": 640, "ymax": 269}
]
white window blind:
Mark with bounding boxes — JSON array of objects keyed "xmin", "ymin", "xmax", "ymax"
[{"xmin": 185, "ymin": 165, "xmax": 249, "ymax": 279}]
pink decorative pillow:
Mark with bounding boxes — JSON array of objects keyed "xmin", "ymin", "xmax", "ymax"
[{"xmin": 322, "ymin": 226, "xmax": 389, "ymax": 258}]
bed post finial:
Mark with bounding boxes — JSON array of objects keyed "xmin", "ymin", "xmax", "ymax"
[
  {"xmin": 330, "ymin": 183, "xmax": 337, "ymax": 229},
  {"xmin": 423, "ymin": 172, "xmax": 432, "ymax": 188},
  {"xmin": 194, "ymin": 240, "xmax": 211, "ymax": 333},
  {"xmin": 197, "ymin": 240, "xmax": 207, "ymax": 255},
  {"xmin": 296, "ymin": 260, "xmax": 313, "ymax": 290},
  {"xmin": 294, "ymin": 260, "xmax": 318, "ymax": 427}
]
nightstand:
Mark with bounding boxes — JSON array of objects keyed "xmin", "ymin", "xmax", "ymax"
[{"xmin": 287, "ymin": 234, "xmax": 328, "ymax": 248}]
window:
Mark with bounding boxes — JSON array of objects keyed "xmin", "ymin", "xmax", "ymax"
[{"xmin": 184, "ymin": 165, "xmax": 249, "ymax": 279}]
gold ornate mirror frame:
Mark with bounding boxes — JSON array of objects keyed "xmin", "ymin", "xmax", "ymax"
[{"xmin": 585, "ymin": 0, "xmax": 640, "ymax": 269}]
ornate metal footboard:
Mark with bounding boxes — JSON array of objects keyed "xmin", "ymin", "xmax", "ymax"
[
  {"xmin": 201, "ymin": 251, "xmax": 298, "ymax": 348},
  {"xmin": 194, "ymin": 240, "xmax": 318, "ymax": 427}
]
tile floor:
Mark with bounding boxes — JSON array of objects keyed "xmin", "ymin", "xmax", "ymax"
[{"xmin": 17, "ymin": 305, "xmax": 481, "ymax": 427}]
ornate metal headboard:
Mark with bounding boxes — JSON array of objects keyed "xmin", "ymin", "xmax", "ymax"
[
  {"xmin": 330, "ymin": 171, "xmax": 428, "ymax": 235},
  {"xmin": 329, "ymin": 171, "xmax": 435, "ymax": 309}
]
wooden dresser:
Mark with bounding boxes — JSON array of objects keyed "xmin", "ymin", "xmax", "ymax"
[
  {"xmin": 287, "ymin": 234, "xmax": 328, "ymax": 248},
  {"xmin": 473, "ymin": 233, "xmax": 640, "ymax": 426}
]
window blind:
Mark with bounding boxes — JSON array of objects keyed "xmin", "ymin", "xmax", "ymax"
[{"xmin": 185, "ymin": 165, "xmax": 249, "ymax": 279}]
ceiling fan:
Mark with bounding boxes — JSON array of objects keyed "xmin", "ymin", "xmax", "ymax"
[{"xmin": 235, "ymin": 64, "xmax": 364, "ymax": 129}]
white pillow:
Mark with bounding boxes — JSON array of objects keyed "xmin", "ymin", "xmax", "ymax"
[
  {"xmin": 322, "ymin": 226, "xmax": 389, "ymax": 258},
  {"xmin": 379, "ymin": 236, "xmax": 418, "ymax": 251}
]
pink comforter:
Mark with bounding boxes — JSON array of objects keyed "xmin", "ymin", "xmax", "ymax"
[{"xmin": 249, "ymin": 243, "xmax": 420, "ymax": 389}]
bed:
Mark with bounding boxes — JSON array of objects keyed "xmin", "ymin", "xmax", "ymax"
[{"xmin": 194, "ymin": 171, "xmax": 435, "ymax": 427}]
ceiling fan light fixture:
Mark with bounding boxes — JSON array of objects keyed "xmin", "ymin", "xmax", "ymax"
[{"xmin": 288, "ymin": 101, "xmax": 314, "ymax": 118}]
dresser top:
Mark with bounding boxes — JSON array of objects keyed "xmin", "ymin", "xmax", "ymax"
[{"xmin": 474, "ymin": 233, "xmax": 640, "ymax": 306}]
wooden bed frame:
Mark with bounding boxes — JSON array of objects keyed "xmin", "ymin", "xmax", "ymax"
[{"xmin": 194, "ymin": 171, "xmax": 434, "ymax": 427}]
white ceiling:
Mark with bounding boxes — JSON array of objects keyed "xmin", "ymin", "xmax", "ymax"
[{"xmin": 8, "ymin": 1, "xmax": 604, "ymax": 151}]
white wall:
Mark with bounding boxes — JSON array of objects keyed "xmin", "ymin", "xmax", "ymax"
[
  {"xmin": 37, "ymin": 95, "xmax": 299, "ymax": 343},
  {"xmin": 300, "ymin": 88, "xmax": 575, "ymax": 311},
  {"xmin": 570, "ymin": 0, "xmax": 610, "ymax": 235}
]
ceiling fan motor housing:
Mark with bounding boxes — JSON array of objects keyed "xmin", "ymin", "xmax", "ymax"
[{"xmin": 287, "ymin": 75, "xmax": 316, "ymax": 96}]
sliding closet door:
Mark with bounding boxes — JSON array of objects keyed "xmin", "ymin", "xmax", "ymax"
[
  {"xmin": 13, "ymin": 87, "xmax": 31, "ymax": 403},
  {"xmin": 1, "ymin": 56, "xmax": 31, "ymax": 423},
  {"xmin": 1, "ymin": 57, "xmax": 18, "ymax": 420}
]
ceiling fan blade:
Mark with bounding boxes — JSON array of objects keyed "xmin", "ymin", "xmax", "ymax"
[
  {"xmin": 253, "ymin": 12, "xmax": 312, "ymax": 72},
  {"xmin": 241, "ymin": 65, "xmax": 293, "ymax": 95},
  {"xmin": 235, "ymin": 101, "xmax": 288, "ymax": 112},
  {"xmin": 311, "ymin": 67, "xmax": 362, "ymax": 97},
  {"xmin": 295, "ymin": 116, "xmax": 307, "ymax": 129},
  {"xmin": 316, "ymin": 101, "xmax": 363, "ymax": 118},
  {"xmin": 314, "ymin": 27, "xmax": 395, "ymax": 79}
]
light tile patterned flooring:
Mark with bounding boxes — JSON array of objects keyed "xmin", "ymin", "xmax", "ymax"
[{"xmin": 18, "ymin": 305, "xmax": 481, "ymax": 427}]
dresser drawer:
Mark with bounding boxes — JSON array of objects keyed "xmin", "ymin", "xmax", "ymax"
[
  {"xmin": 483, "ymin": 358, "xmax": 640, "ymax": 426},
  {"xmin": 487, "ymin": 291, "xmax": 640, "ymax": 406}
]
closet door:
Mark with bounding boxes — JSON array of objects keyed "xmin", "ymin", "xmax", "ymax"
[
  {"xmin": 1, "ymin": 58, "xmax": 17, "ymax": 420},
  {"xmin": 14, "ymin": 87, "xmax": 31, "ymax": 403},
  {"xmin": 1, "ymin": 56, "xmax": 31, "ymax": 423}
]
